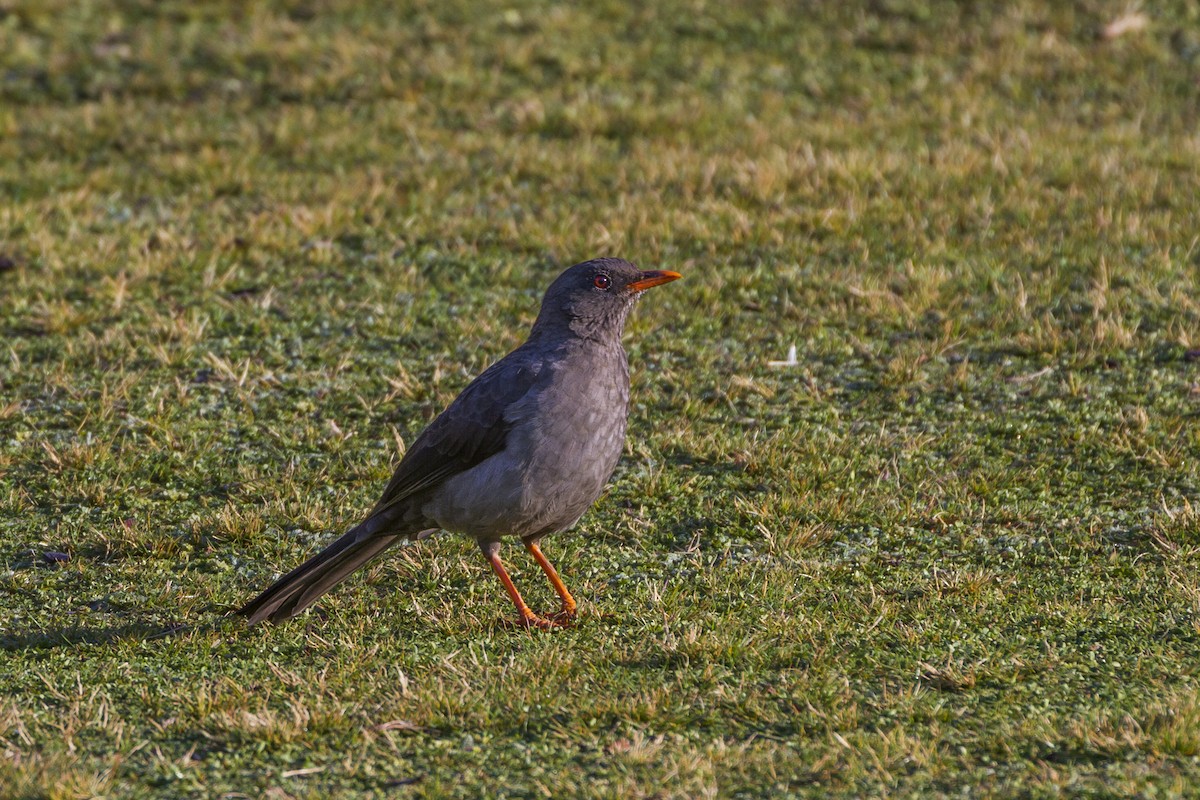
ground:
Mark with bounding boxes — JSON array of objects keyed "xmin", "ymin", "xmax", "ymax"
[{"xmin": 2, "ymin": 1, "xmax": 1200, "ymax": 797}]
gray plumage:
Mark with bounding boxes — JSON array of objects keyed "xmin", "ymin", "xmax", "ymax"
[{"xmin": 237, "ymin": 257, "xmax": 680, "ymax": 626}]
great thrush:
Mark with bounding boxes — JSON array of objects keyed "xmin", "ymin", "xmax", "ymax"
[{"xmin": 238, "ymin": 258, "xmax": 681, "ymax": 628}]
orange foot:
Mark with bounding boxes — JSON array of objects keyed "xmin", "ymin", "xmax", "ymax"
[
  {"xmin": 547, "ymin": 606, "xmax": 577, "ymax": 626},
  {"xmin": 505, "ymin": 610, "xmax": 565, "ymax": 631}
]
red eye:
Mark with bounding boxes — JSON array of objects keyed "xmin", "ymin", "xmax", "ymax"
[{"xmin": 593, "ymin": 274, "xmax": 611, "ymax": 290}]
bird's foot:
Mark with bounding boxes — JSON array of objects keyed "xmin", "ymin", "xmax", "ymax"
[
  {"xmin": 548, "ymin": 606, "xmax": 577, "ymax": 626},
  {"xmin": 505, "ymin": 609, "xmax": 569, "ymax": 631}
]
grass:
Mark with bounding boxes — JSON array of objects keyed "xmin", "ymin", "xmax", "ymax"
[{"xmin": 2, "ymin": 0, "xmax": 1200, "ymax": 796}]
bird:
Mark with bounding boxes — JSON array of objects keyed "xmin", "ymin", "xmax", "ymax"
[{"xmin": 237, "ymin": 257, "xmax": 681, "ymax": 629}]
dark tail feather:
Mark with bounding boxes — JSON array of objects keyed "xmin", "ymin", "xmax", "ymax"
[{"xmin": 237, "ymin": 517, "xmax": 406, "ymax": 624}]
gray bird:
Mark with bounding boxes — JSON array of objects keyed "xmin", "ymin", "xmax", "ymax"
[{"xmin": 237, "ymin": 258, "xmax": 681, "ymax": 628}]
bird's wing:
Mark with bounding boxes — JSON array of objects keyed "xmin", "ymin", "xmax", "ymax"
[{"xmin": 367, "ymin": 350, "xmax": 546, "ymax": 518}]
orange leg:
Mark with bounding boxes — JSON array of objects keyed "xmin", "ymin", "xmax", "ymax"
[
  {"xmin": 483, "ymin": 549, "xmax": 555, "ymax": 630},
  {"xmin": 525, "ymin": 541, "xmax": 577, "ymax": 623}
]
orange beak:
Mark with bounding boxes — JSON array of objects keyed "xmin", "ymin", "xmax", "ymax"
[{"xmin": 626, "ymin": 270, "xmax": 682, "ymax": 293}]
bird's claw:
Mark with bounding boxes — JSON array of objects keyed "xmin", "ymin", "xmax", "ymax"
[
  {"xmin": 506, "ymin": 609, "xmax": 573, "ymax": 630},
  {"xmin": 548, "ymin": 607, "xmax": 577, "ymax": 625},
  {"xmin": 507, "ymin": 614, "xmax": 555, "ymax": 631}
]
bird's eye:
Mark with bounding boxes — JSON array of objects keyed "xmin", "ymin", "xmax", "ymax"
[{"xmin": 593, "ymin": 274, "xmax": 611, "ymax": 290}]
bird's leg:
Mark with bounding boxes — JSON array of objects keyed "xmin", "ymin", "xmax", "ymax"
[
  {"xmin": 524, "ymin": 540, "xmax": 577, "ymax": 624},
  {"xmin": 481, "ymin": 545, "xmax": 555, "ymax": 630}
]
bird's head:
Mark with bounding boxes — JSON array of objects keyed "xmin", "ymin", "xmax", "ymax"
[{"xmin": 532, "ymin": 258, "xmax": 682, "ymax": 341}]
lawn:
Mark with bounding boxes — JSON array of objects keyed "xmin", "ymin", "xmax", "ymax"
[{"xmin": 3, "ymin": 1, "xmax": 1200, "ymax": 797}]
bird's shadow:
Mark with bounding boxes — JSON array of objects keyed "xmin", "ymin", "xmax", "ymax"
[{"xmin": 0, "ymin": 621, "xmax": 196, "ymax": 652}]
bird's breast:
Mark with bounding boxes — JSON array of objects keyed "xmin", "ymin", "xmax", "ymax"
[
  {"xmin": 523, "ymin": 348, "xmax": 629, "ymax": 481},
  {"xmin": 423, "ymin": 342, "xmax": 630, "ymax": 540}
]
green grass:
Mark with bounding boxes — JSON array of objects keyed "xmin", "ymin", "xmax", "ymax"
[{"xmin": 3, "ymin": 0, "xmax": 1200, "ymax": 796}]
